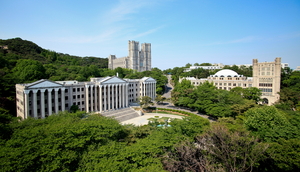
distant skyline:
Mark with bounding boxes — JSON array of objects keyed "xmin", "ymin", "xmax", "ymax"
[{"xmin": 1, "ymin": 0, "xmax": 299, "ymax": 70}]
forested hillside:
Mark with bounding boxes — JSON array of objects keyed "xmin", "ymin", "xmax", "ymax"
[{"xmin": 0, "ymin": 38, "xmax": 167, "ymax": 116}]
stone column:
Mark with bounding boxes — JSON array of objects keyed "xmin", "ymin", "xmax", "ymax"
[
  {"xmin": 94, "ymin": 85, "xmax": 98, "ymax": 111},
  {"xmin": 90, "ymin": 85, "xmax": 94, "ymax": 112},
  {"xmin": 32, "ymin": 89, "xmax": 38, "ymax": 118},
  {"xmin": 154, "ymin": 82, "xmax": 156, "ymax": 100},
  {"xmin": 112, "ymin": 84, "xmax": 115, "ymax": 110},
  {"xmin": 126, "ymin": 83, "xmax": 129, "ymax": 107},
  {"xmin": 143, "ymin": 83, "xmax": 146, "ymax": 96},
  {"xmin": 24, "ymin": 90, "xmax": 30, "ymax": 118},
  {"xmin": 104, "ymin": 85, "xmax": 107, "ymax": 111},
  {"xmin": 119, "ymin": 84, "xmax": 122, "ymax": 109},
  {"xmin": 85, "ymin": 85, "xmax": 89, "ymax": 112},
  {"xmin": 152, "ymin": 82, "xmax": 155, "ymax": 100},
  {"xmin": 115, "ymin": 85, "xmax": 118, "ymax": 109},
  {"xmin": 40, "ymin": 89, "xmax": 45, "ymax": 118},
  {"xmin": 48, "ymin": 89, "xmax": 52, "ymax": 116},
  {"xmin": 54, "ymin": 88, "xmax": 59, "ymax": 114},
  {"xmin": 141, "ymin": 83, "xmax": 143, "ymax": 97},
  {"xmin": 108, "ymin": 85, "xmax": 111, "ymax": 110},
  {"xmin": 61, "ymin": 88, "xmax": 65, "ymax": 112},
  {"xmin": 122, "ymin": 84, "xmax": 125, "ymax": 108},
  {"xmin": 99, "ymin": 85, "xmax": 103, "ymax": 112}
]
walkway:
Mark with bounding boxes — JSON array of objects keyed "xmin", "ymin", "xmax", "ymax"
[
  {"xmin": 120, "ymin": 113, "xmax": 183, "ymax": 126},
  {"xmin": 155, "ymin": 103, "xmax": 216, "ymax": 122},
  {"xmin": 100, "ymin": 107, "xmax": 140, "ymax": 122}
]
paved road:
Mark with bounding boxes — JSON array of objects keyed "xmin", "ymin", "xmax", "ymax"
[{"xmin": 162, "ymin": 75, "xmax": 173, "ymax": 99}]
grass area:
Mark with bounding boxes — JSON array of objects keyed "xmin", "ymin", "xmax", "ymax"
[{"xmin": 148, "ymin": 110, "xmax": 188, "ymax": 117}]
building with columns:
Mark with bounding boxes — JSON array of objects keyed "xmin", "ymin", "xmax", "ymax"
[
  {"xmin": 16, "ymin": 76, "xmax": 156, "ymax": 119},
  {"xmin": 180, "ymin": 58, "xmax": 282, "ymax": 105},
  {"xmin": 108, "ymin": 40, "xmax": 151, "ymax": 72}
]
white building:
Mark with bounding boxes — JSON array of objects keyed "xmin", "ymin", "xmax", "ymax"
[
  {"xmin": 181, "ymin": 58, "xmax": 282, "ymax": 105},
  {"xmin": 184, "ymin": 66, "xmax": 221, "ymax": 72},
  {"xmin": 16, "ymin": 76, "xmax": 156, "ymax": 119}
]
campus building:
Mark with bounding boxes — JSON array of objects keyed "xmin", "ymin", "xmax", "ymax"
[
  {"xmin": 184, "ymin": 65, "xmax": 222, "ymax": 72},
  {"xmin": 16, "ymin": 76, "xmax": 156, "ymax": 119},
  {"xmin": 181, "ymin": 58, "xmax": 282, "ymax": 105},
  {"xmin": 108, "ymin": 40, "xmax": 151, "ymax": 72}
]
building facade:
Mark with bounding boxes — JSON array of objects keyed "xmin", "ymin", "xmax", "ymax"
[
  {"xmin": 16, "ymin": 76, "xmax": 156, "ymax": 119},
  {"xmin": 184, "ymin": 65, "xmax": 222, "ymax": 72},
  {"xmin": 108, "ymin": 40, "xmax": 151, "ymax": 72},
  {"xmin": 181, "ymin": 58, "xmax": 282, "ymax": 105}
]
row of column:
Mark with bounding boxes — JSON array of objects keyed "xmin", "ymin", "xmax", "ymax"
[
  {"xmin": 141, "ymin": 82, "xmax": 156, "ymax": 100},
  {"xmin": 24, "ymin": 88, "xmax": 65, "ymax": 119},
  {"xmin": 86, "ymin": 83, "xmax": 129, "ymax": 113}
]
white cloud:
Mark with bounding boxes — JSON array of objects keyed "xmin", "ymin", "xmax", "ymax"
[{"xmin": 134, "ymin": 26, "xmax": 165, "ymax": 38}]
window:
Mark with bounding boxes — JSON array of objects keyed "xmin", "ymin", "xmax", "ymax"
[
  {"xmin": 65, "ymin": 89, "xmax": 68, "ymax": 93},
  {"xmin": 77, "ymin": 88, "xmax": 80, "ymax": 92},
  {"xmin": 73, "ymin": 88, "xmax": 76, "ymax": 92}
]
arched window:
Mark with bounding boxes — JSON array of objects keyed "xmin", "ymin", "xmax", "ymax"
[{"xmin": 262, "ymin": 98, "xmax": 269, "ymax": 104}]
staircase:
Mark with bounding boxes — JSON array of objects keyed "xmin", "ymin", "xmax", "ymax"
[{"xmin": 101, "ymin": 108, "xmax": 140, "ymax": 122}]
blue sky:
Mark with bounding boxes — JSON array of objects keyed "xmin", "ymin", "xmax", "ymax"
[{"xmin": 1, "ymin": 0, "xmax": 299, "ymax": 70}]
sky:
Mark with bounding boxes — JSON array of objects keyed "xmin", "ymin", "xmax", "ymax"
[{"xmin": 1, "ymin": 0, "xmax": 299, "ymax": 70}]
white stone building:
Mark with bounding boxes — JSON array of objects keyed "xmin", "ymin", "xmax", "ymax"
[
  {"xmin": 184, "ymin": 65, "xmax": 222, "ymax": 72},
  {"xmin": 181, "ymin": 58, "xmax": 282, "ymax": 105},
  {"xmin": 108, "ymin": 40, "xmax": 151, "ymax": 72},
  {"xmin": 16, "ymin": 76, "xmax": 156, "ymax": 119}
]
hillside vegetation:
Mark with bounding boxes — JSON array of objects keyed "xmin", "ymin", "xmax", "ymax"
[{"xmin": 0, "ymin": 38, "xmax": 167, "ymax": 116}]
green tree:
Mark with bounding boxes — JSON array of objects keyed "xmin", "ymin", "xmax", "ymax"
[
  {"xmin": 12, "ymin": 59, "xmax": 46, "ymax": 83},
  {"xmin": 140, "ymin": 96, "xmax": 153, "ymax": 109},
  {"xmin": 155, "ymin": 95, "xmax": 166, "ymax": 104},
  {"xmin": 164, "ymin": 124, "xmax": 268, "ymax": 172},
  {"xmin": 244, "ymin": 106, "xmax": 297, "ymax": 142}
]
